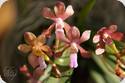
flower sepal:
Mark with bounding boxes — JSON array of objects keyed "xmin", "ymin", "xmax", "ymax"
[{"xmin": 105, "ymin": 42, "xmax": 119, "ymax": 54}]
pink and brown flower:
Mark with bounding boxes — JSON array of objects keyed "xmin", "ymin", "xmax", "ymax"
[
  {"xmin": 42, "ymin": 1, "xmax": 74, "ymax": 37},
  {"xmin": 55, "ymin": 26, "xmax": 91, "ymax": 68},
  {"xmin": 93, "ymin": 25, "xmax": 124, "ymax": 55}
]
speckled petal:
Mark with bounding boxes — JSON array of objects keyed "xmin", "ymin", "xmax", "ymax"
[
  {"xmin": 63, "ymin": 5, "xmax": 74, "ymax": 20},
  {"xmin": 24, "ymin": 32, "xmax": 36, "ymax": 45},
  {"xmin": 54, "ymin": 1, "xmax": 65, "ymax": 17},
  {"xmin": 42, "ymin": 7, "xmax": 55, "ymax": 20},
  {"xmin": 71, "ymin": 26, "xmax": 80, "ymax": 40},
  {"xmin": 18, "ymin": 44, "xmax": 31, "ymax": 53}
]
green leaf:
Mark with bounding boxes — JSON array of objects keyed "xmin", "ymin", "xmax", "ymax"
[
  {"xmin": 60, "ymin": 48, "xmax": 70, "ymax": 58},
  {"xmin": 38, "ymin": 64, "xmax": 52, "ymax": 82},
  {"xmin": 114, "ymin": 41, "xmax": 125, "ymax": 50},
  {"xmin": 77, "ymin": 0, "xmax": 96, "ymax": 27},
  {"xmin": 105, "ymin": 45, "xmax": 116, "ymax": 54},
  {"xmin": 44, "ymin": 76, "xmax": 71, "ymax": 83},
  {"xmin": 92, "ymin": 53, "xmax": 120, "ymax": 83},
  {"xmin": 102, "ymin": 56, "xmax": 115, "ymax": 73},
  {"xmin": 61, "ymin": 69, "xmax": 73, "ymax": 77},
  {"xmin": 54, "ymin": 48, "xmax": 70, "ymax": 66},
  {"xmin": 90, "ymin": 70, "xmax": 106, "ymax": 83},
  {"xmin": 44, "ymin": 69, "xmax": 73, "ymax": 83},
  {"xmin": 17, "ymin": 0, "xmax": 28, "ymax": 15},
  {"xmin": 54, "ymin": 58, "xmax": 70, "ymax": 66},
  {"xmin": 44, "ymin": 77, "xmax": 59, "ymax": 83}
]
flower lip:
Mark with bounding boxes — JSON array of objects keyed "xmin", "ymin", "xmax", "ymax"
[
  {"xmin": 103, "ymin": 33, "xmax": 110, "ymax": 38},
  {"xmin": 54, "ymin": 1, "xmax": 65, "ymax": 16},
  {"xmin": 70, "ymin": 53, "xmax": 78, "ymax": 68}
]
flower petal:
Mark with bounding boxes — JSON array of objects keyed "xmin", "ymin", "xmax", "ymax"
[
  {"xmin": 71, "ymin": 26, "xmax": 80, "ymax": 40},
  {"xmin": 98, "ymin": 27, "xmax": 107, "ymax": 33},
  {"xmin": 70, "ymin": 53, "xmax": 78, "ymax": 68},
  {"xmin": 93, "ymin": 34, "xmax": 100, "ymax": 43},
  {"xmin": 77, "ymin": 45, "xmax": 90, "ymax": 58},
  {"xmin": 80, "ymin": 30, "xmax": 91, "ymax": 43},
  {"xmin": 63, "ymin": 5, "xmax": 74, "ymax": 20},
  {"xmin": 64, "ymin": 22, "xmax": 71, "ymax": 32},
  {"xmin": 111, "ymin": 32, "xmax": 124, "ymax": 41},
  {"xmin": 37, "ymin": 34, "xmax": 46, "ymax": 44},
  {"xmin": 54, "ymin": 1, "xmax": 65, "ymax": 17},
  {"xmin": 95, "ymin": 48, "xmax": 105, "ymax": 55},
  {"xmin": 55, "ymin": 28, "xmax": 70, "ymax": 43},
  {"xmin": 18, "ymin": 44, "xmax": 31, "ymax": 53},
  {"xmin": 28, "ymin": 53, "xmax": 39, "ymax": 68},
  {"xmin": 42, "ymin": 7, "xmax": 55, "ymax": 20},
  {"xmin": 109, "ymin": 25, "xmax": 117, "ymax": 32},
  {"xmin": 24, "ymin": 32, "xmax": 36, "ymax": 45},
  {"xmin": 38, "ymin": 57, "xmax": 47, "ymax": 70}
]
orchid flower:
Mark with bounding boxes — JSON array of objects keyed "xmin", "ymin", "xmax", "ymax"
[
  {"xmin": 18, "ymin": 32, "xmax": 52, "ymax": 71},
  {"xmin": 55, "ymin": 26, "xmax": 91, "ymax": 68},
  {"xmin": 93, "ymin": 25, "xmax": 124, "ymax": 55},
  {"xmin": 42, "ymin": 1, "xmax": 74, "ymax": 37}
]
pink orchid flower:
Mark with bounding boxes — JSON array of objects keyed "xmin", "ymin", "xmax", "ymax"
[
  {"xmin": 55, "ymin": 26, "xmax": 91, "ymax": 68},
  {"xmin": 93, "ymin": 25, "xmax": 124, "ymax": 55},
  {"xmin": 42, "ymin": 1, "xmax": 74, "ymax": 37}
]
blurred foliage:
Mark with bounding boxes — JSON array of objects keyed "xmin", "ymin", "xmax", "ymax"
[
  {"xmin": 0, "ymin": 0, "xmax": 125, "ymax": 83},
  {"xmin": 77, "ymin": 0, "xmax": 96, "ymax": 29}
]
